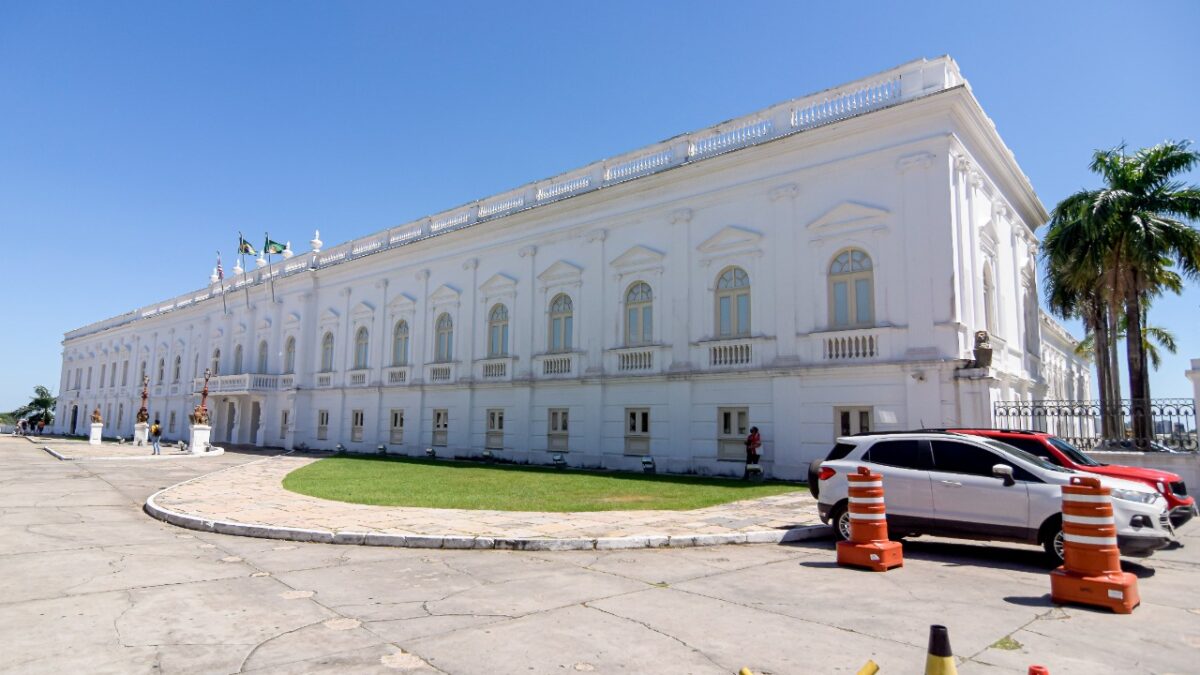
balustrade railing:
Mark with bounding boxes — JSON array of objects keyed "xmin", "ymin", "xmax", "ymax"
[
  {"xmin": 481, "ymin": 359, "xmax": 508, "ymax": 379},
  {"xmin": 348, "ymin": 371, "xmax": 367, "ymax": 386},
  {"xmin": 618, "ymin": 349, "xmax": 654, "ymax": 372},
  {"xmin": 541, "ymin": 354, "xmax": 573, "ymax": 376},
  {"xmin": 316, "ymin": 373, "xmax": 332, "ymax": 387},
  {"xmin": 709, "ymin": 341, "xmax": 754, "ymax": 368},
  {"xmin": 429, "ymin": 364, "xmax": 453, "ymax": 383},
  {"xmin": 823, "ymin": 332, "xmax": 879, "ymax": 360},
  {"xmin": 280, "ymin": 374, "xmax": 295, "ymax": 389},
  {"xmin": 64, "ymin": 58, "xmax": 962, "ymax": 342},
  {"xmin": 385, "ymin": 366, "xmax": 409, "ymax": 385}
]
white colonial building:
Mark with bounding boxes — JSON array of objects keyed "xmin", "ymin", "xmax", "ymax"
[{"xmin": 52, "ymin": 56, "xmax": 1091, "ymax": 479}]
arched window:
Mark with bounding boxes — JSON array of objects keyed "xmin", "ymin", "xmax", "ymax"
[
  {"xmin": 548, "ymin": 294, "xmax": 573, "ymax": 352},
  {"xmin": 211, "ymin": 349, "xmax": 220, "ymax": 376},
  {"xmin": 320, "ymin": 332, "xmax": 334, "ymax": 372},
  {"xmin": 354, "ymin": 327, "xmax": 369, "ymax": 369},
  {"xmin": 435, "ymin": 313, "xmax": 454, "ymax": 362},
  {"xmin": 172, "ymin": 356, "xmax": 181, "ymax": 383},
  {"xmin": 488, "ymin": 304, "xmax": 509, "ymax": 357},
  {"xmin": 983, "ymin": 263, "xmax": 997, "ymax": 336},
  {"xmin": 233, "ymin": 344, "xmax": 243, "ymax": 374},
  {"xmin": 392, "ymin": 321, "xmax": 409, "ymax": 366},
  {"xmin": 625, "ymin": 282, "xmax": 653, "ymax": 346},
  {"xmin": 828, "ymin": 249, "xmax": 873, "ymax": 328},
  {"xmin": 257, "ymin": 340, "xmax": 268, "ymax": 373},
  {"xmin": 284, "ymin": 337, "xmax": 296, "ymax": 374},
  {"xmin": 715, "ymin": 267, "xmax": 751, "ymax": 337}
]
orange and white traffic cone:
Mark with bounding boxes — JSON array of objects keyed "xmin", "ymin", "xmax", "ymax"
[
  {"xmin": 1049, "ymin": 475, "xmax": 1139, "ymax": 613},
  {"xmin": 836, "ymin": 466, "xmax": 902, "ymax": 572}
]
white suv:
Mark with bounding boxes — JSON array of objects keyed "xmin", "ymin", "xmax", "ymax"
[{"xmin": 815, "ymin": 432, "xmax": 1176, "ymax": 562}]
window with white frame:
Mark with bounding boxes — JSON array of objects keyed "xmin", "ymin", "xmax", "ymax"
[
  {"xmin": 99, "ymin": 364, "xmax": 107, "ymax": 389},
  {"xmin": 157, "ymin": 358, "xmax": 165, "ymax": 384},
  {"xmin": 168, "ymin": 411, "xmax": 177, "ymax": 434},
  {"xmin": 317, "ymin": 410, "xmax": 330, "ymax": 440},
  {"xmin": 86, "ymin": 366, "xmax": 93, "ymax": 389},
  {"xmin": 392, "ymin": 320, "xmax": 409, "ymax": 366},
  {"xmin": 351, "ymin": 409, "xmax": 364, "ymax": 442},
  {"xmin": 829, "ymin": 249, "xmax": 874, "ymax": 328},
  {"xmin": 835, "ymin": 406, "xmax": 872, "ymax": 437},
  {"xmin": 354, "ymin": 327, "xmax": 369, "ymax": 369},
  {"xmin": 983, "ymin": 262, "xmax": 997, "ymax": 336},
  {"xmin": 320, "ymin": 332, "xmax": 334, "ymax": 372},
  {"xmin": 486, "ymin": 408, "xmax": 504, "ymax": 449},
  {"xmin": 548, "ymin": 293, "xmax": 573, "ymax": 352},
  {"xmin": 138, "ymin": 361, "xmax": 146, "ymax": 384},
  {"xmin": 435, "ymin": 314, "xmax": 453, "ymax": 362},
  {"xmin": 110, "ymin": 362, "xmax": 118, "ymax": 388},
  {"xmin": 117, "ymin": 403, "xmax": 124, "ymax": 427},
  {"xmin": 548, "ymin": 408, "xmax": 569, "ymax": 451},
  {"xmin": 122, "ymin": 360, "xmax": 129, "ymax": 386},
  {"xmin": 193, "ymin": 353, "xmax": 199, "ymax": 380},
  {"xmin": 625, "ymin": 282, "xmax": 653, "ymax": 346},
  {"xmin": 715, "ymin": 267, "xmax": 751, "ymax": 338},
  {"xmin": 284, "ymin": 337, "xmax": 296, "ymax": 373},
  {"xmin": 211, "ymin": 349, "xmax": 220, "ymax": 376},
  {"xmin": 432, "ymin": 408, "xmax": 448, "ymax": 446},
  {"xmin": 257, "ymin": 340, "xmax": 268, "ymax": 373},
  {"xmin": 233, "ymin": 344, "xmax": 243, "ymax": 374},
  {"xmin": 280, "ymin": 410, "xmax": 289, "ymax": 440},
  {"xmin": 717, "ymin": 407, "xmax": 749, "ymax": 460},
  {"xmin": 389, "ymin": 409, "xmax": 404, "ymax": 444},
  {"xmin": 624, "ymin": 407, "xmax": 650, "ymax": 454},
  {"xmin": 487, "ymin": 304, "xmax": 509, "ymax": 357},
  {"xmin": 172, "ymin": 356, "xmax": 181, "ymax": 383}
]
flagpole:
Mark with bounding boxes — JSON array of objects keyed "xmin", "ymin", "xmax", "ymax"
[
  {"xmin": 238, "ymin": 231, "xmax": 250, "ymax": 309},
  {"xmin": 218, "ymin": 250, "xmax": 228, "ymax": 315},
  {"xmin": 266, "ymin": 231, "xmax": 276, "ymax": 303}
]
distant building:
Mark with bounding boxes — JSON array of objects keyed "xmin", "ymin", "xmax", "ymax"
[{"xmin": 53, "ymin": 56, "xmax": 1090, "ymax": 478}]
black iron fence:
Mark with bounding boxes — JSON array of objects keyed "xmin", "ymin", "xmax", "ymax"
[{"xmin": 992, "ymin": 398, "xmax": 1197, "ymax": 452}]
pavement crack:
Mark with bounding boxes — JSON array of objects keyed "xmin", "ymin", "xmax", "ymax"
[{"xmin": 584, "ymin": 601, "xmax": 728, "ymax": 671}]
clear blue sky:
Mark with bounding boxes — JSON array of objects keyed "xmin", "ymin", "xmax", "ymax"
[{"xmin": 2, "ymin": 1, "xmax": 1198, "ymax": 411}]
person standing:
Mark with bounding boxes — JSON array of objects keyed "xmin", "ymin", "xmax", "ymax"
[
  {"xmin": 743, "ymin": 426, "xmax": 762, "ymax": 479},
  {"xmin": 150, "ymin": 418, "xmax": 163, "ymax": 455}
]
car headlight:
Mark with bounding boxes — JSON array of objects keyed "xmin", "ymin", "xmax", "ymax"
[{"xmin": 1111, "ymin": 488, "xmax": 1159, "ymax": 505}]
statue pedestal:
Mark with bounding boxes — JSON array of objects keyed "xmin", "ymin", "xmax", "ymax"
[
  {"xmin": 89, "ymin": 423, "xmax": 103, "ymax": 445},
  {"xmin": 133, "ymin": 423, "xmax": 149, "ymax": 446},
  {"xmin": 189, "ymin": 424, "xmax": 212, "ymax": 454}
]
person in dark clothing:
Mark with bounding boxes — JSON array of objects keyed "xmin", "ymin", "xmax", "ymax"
[{"xmin": 743, "ymin": 426, "xmax": 762, "ymax": 479}]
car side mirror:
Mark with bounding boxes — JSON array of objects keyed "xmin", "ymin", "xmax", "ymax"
[{"xmin": 992, "ymin": 464, "xmax": 1015, "ymax": 487}]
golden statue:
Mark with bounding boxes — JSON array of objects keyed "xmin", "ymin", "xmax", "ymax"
[{"xmin": 91, "ymin": 407, "xmax": 102, "ymax": 424}]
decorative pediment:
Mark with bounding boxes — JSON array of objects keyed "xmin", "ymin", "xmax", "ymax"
[
  {"xmin": 388, "ymin": 293, "xmax": 416, "ymax": 312},
  {"xmin": 610, "ymin": 245, "xmax": 665, "ymax": 271},
  {"xmin": 284, "ymin": 311, "xmax": 301, "ymax": 327},
  {"xmin": 210, "ymin": 327, "xmax": 224, "ymax": 340},
  {"xmin": 806, "ymin": 201, "xmax": 890, "ymax": 232},
  {"xmin": 350, "ymin": 300, "xmax": 376, "ymax": 319},
  {"xmin": 697, "ymin": 226, "xmax": 763, "ymax": 255},
  {"xmin": 429, "ymin": 284, "xmax": 461, "ymax": 305},
  {"xmin": 479, "ymin": 273, "xmax": 518, "ymax": 296},
  {"xmin": 537, "ymin": 260, "xmax": 583, "ymax": 285},
  {"xmin": 256, "ymin": 317, "xmax": 272, "ymax": 331},
  {"xmin": 320, "ymin": 308, "xmax": 340, "ymax": 324},
  {"xmin": 233, "ymin": 322, "xmax": 247, "ymax": 336}
]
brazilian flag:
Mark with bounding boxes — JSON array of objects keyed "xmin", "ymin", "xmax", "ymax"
[
  {"xmin": 263, "ymin": 237, "xmax": 286, "ymax": 255},
  {"xmin": 238, "ymin": 236, "xmax": 256, "ymax": 256}
]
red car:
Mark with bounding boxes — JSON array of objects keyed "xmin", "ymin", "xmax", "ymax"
[{"xmin": 949, "ymin": 429, "xmax": 1196, "ymax": 528}]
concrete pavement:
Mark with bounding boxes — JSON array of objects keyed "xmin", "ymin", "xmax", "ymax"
[{"xmin": 2, "ymin": 435, "xmax": 1198, "ymax": 674}]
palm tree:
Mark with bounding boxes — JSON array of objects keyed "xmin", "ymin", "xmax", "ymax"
[
  {"xmin": 12, "ymin": 385, "xmax": 57, "ymax": 426},
  {"xmin": 1046, "ymin": 140, "xmax": 1200, "ymax": 446}
]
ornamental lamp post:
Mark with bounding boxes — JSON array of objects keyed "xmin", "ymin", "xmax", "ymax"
[{"xmin": 188, "ymin": 368, "xmax": 213, "ymax": 454}]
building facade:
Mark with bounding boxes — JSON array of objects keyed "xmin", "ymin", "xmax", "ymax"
[{"xmin": 52, "ymin": 57, "xmax": 1091, "ymax": 479}]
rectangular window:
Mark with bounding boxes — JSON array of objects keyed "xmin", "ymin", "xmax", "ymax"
[
  {"xmin": 717, "ymin": 407, "xmax": 749, "ymax": 460},
  {"xmin": 833, "ymin": 281, "xmax": 849, "ymax": 327},
  {"xmin": 389, "ymin": 409, "xmax": 404, "ymax": 444},
  {"xmin": 121, "ymin": 360, "xmax": 129, "ymax": 386},
  {"xmin": 737, "ymin": 294, "xmax": 750, "ymax": 335},
  {"xmin": 486, "ymin": 409, "xmax": 504, "ymax": 449},
  {"xmin": 280, "ymin": 410, "xmax": 290, "ymax": 440},
  {"xmin": 168, "ymin": 411, "xmax": 177, "ymax": 434},
  {"xmin": 433, "ymin": 409, "xmax": 448, "ymax": 446},
  {"xmin": 317, "ymin": 410, "xmax": 329, "ymax": 440},
  {"xmin": 548, "ymin": 408, "xmax": 569, "ymax": 451},
  {"xmin": 117, "ymin": 404, "xmax": 124, "ymax": 427},
  {"xmin": 855, "ymin": 278, "xmax": 872, "ymax": 325},
  {"xmin": 99, "ymin": 365, "xmax": 106, "ymax": 389},
  {"xmin": 86, "ymin": 367, "xmax": 92, "ymax": 390},
  {"xmin": 351, "ymin": 409, "xmax": 364, "ymax": 442},
  {"xmin": 624, "ymin": 407, "xmax": 650, "ymax": 455},
  {"xmin": 719, "ymin": 296, "xmax": 732, "ymax": 336},
  {"xmin": 834, "ymin": 406, "xmax": 872, "ymax": 438},
  {"xmin": 109, "ymin": 362, "xmax": 117, "ymax": 388}
]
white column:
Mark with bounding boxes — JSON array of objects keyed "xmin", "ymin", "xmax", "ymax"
[
  {"xmin": 768, "ymin": 184, "xmax": 800, "ymax": 365},
  {"xmin": 583, "ymin": 230, "xmax": 606, "ymax": 374},
  {"xmin": 667, "ymin": 209, "xmax": 692, "ymax": 369},
  {"xmin": 1187, "ymin": 359, "xmax": 1200, "ymax": 407}
]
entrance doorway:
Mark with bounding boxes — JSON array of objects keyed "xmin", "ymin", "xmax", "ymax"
[
  {"xmin": 225, "ymin": 402, "xmax": 236, "ymax": 444},
  {"xmin": 70, "ymin": 405, "xmax": 79, "ymax": 435},
  {"xmin": 249, "ymin": 402, "xmax": 261, "ymax": 447}
]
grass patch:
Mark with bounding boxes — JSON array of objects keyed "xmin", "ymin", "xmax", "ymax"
[
  {"xmin": 990, "ymin": 636, "xmax": 1022, "ymax": 651},
  {"xmin": 282, "ymin": 455, "xmax": 804, "ymax": 512}
]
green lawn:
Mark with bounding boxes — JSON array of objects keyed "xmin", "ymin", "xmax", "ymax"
[{"xmin": 282, "ymin": 455, "xmax": 805, "ymax": 512}]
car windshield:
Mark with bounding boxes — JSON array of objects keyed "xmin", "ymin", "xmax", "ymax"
[
  {"xmin": 979, "ymin": 438, "xmax": 1074, "ymax": 473},
  {"xmin": 1047, "ymin": 437, "xmax": 1102, "ymax": 466}
]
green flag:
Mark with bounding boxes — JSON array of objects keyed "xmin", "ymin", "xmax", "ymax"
[
  {"xmin": 263, "ymin": 237, "xmax": 286, "ymax": 255},
  {"xmin": 238, "ymin": 236, "xmax": 256, "ymax": 256}
]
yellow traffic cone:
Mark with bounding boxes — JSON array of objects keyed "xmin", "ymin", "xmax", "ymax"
[{"xmin": 924, "ymin": 625, "xmax": 957, "ymax": 675}]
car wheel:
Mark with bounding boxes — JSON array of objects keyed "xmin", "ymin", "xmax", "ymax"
[
  {"xmin": 807, "ymin": 463, "xmax": 821, "ymax": 500},
  {"xmin": 830, "ymin": 502, "xmax": 851, "ymax": 541},
  {"xmin": 1041, "ymin": 516, "xmax": 1064, "ymax": 564}
]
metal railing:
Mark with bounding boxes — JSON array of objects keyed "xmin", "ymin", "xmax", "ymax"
[{"xmin": 993, "ymin": 399, "xmax": 1197, "ymax": 451}]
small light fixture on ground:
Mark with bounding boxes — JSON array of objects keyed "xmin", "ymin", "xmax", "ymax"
[
  {"xmin": 552, "ymin": 453, "xmax": 566, "ymax": 468},
  {"xmin": 481, "ymin": 449, "xmax": 493, "ymax": 461},
  {"xmin": 425, "ymin": 447, "xmax": 436, "ymax": 458},
  {"xmin": 641, "ymin": 456, "xmax": 656, "ymax": 473},
  {"xmin": 745, "ymin": 463, "xmax": 764, "ymax": 480},
  {"xmin": 335, "ymin": 443, "xmax": 346, "ymax": 453},
  {"xmin": 377, "ymin": 444, "xmax": 387, "ymax": 455}
]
